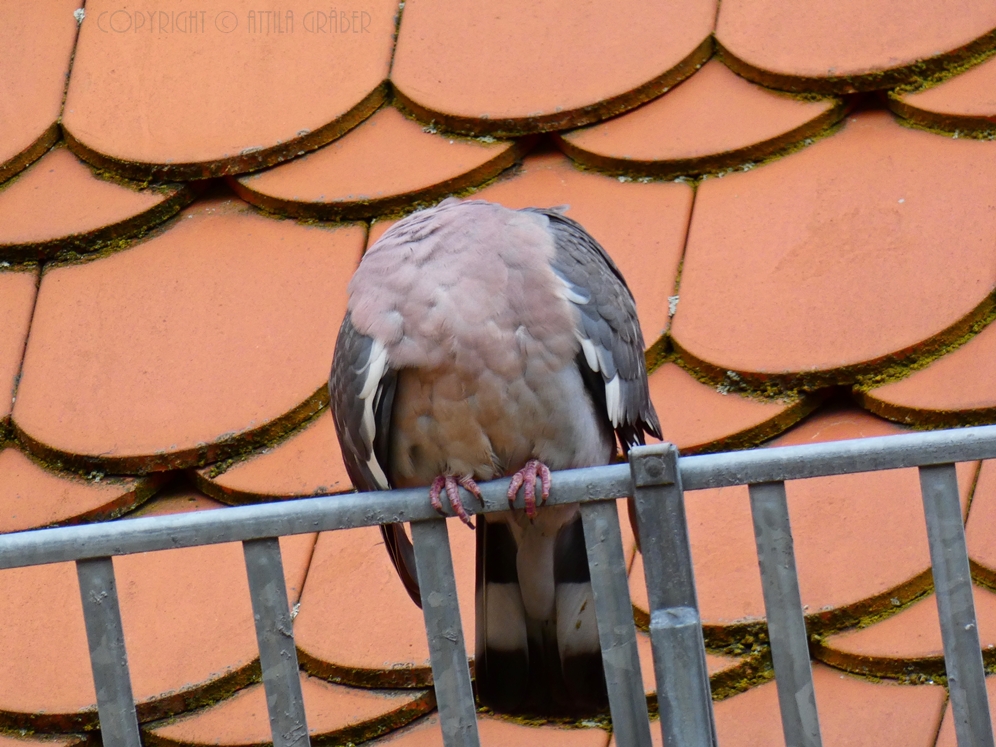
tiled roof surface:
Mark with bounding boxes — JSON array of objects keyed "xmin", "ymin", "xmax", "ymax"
[{"xmin": 3, "ymin": 2, "xmax": 996, "ymax": 744}]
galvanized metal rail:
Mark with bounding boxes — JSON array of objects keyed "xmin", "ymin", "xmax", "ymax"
[{"xmin": 2, "ymin": 424, "xmax": 996, "ymax": 747}]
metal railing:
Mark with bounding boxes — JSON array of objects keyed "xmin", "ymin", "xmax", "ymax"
[{"xmin": 3, "ymin": 425, "xmax": 996, "ymax": 747}]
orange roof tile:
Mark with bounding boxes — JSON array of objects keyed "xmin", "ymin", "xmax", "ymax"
[
  {"xmin": 0, "ymin": 144, "xmax": 194, "ymax": 262},
  {"xmin": 716, "ymin": 0, "xmax": 996, "ymax": 92},
  {"xmin": 232, "ymin": 106, "xmax": 530, "ymax": 220},
  {"xmin": 295, "ymin": 524, "xmax": 474, "ymax": 688},
  {"xmin": 369, "ymin": 714, "xmax": 609, "ymax": 746},
  {"xmin": 0, "ymin": 269, "xmax": 37, "ymax": 429},
  {"xmin": 194, "ymin": 409, "xmax": 351, "ymax": 504},
  {"xmin": 557, "ymin": 59, "xmax": 845, "ymax": 179},
  {"xmin": 63, "ymin": 0, "xmax": 398, "ymax": 179},
  {"xmin": 936, "ymin": 677, "xmax": 996, "ymax": 747},
  {"xmin": 671, "ymin": 110, "xmax": 996, "ymax": 390},
  {"xmin": 648, "ymin": 362, "xmax": 819, "ymax": 454},
  {"xmin": 144, "ymin": 673, "xmax": 434, "ymax": 747},
  {"xmin": 890, "ymin": 54, "xmax": 996, "ymax": 135},
  {"xmin": 966, "ymin": 460, "xmax": 996, "ymax": 589},
  {"xmin": 0, "ymin": 1, "xmax": 81, "ymax": 182},
  {"xmin": 13, "ymin": 196, "xmax": 363, "ymax": 473},
  {"xmin": 0, "ymin": 445, "xmax": 165, "ymax": 533},
  {"xmin": 391, "ymin": 0, "xmax": 716, "ymax": 136},
  {"xmin": 815, "ymin": 585, "xmax": 996, "ymax": 679}
]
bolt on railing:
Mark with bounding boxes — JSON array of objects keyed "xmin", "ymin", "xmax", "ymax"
[{"xmin": 3, "ymin": 425, "xmax": 996, "ymax": 747}]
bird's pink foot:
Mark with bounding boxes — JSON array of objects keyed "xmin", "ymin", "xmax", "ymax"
[
  {"xmin": 429, "ymin": 474, "xmax": 482, "ymax": 529},
  {"xmin": 507, "ymin": 459, "xmax": 552, "ymax": 519}
]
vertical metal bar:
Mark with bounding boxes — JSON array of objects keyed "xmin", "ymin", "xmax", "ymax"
[
  {"xmin": 410, "ymin": 518, "xmax": 480, "ymax": 747},
  {"xmin": 580, "ymin": 500, "xmax": 653, "ymax": 747},
  {"xmin": 243, "ymin": 537, "xmax": 310, "ymax": 747},
  {"xmin": 919, "ymin": 464, "xmax": 995, "ymax": 747},
  {"xmin": 630, "ymin": 443, "xmax": 716, "ymax": 747},
  {"xmin": 76, "ymin": 557, "xmax": 142, "ymax": 747},
  {"xmin": 748, "ymin": 481, "xmax": 822, "ymax": 747}
]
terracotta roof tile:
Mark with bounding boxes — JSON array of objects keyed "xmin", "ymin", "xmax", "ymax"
[
  {"xmin": 614, "ymin": 663, "xmax": 945, "ymax": 746},
  {"xmin": 890, "ymin": 54, "xmax": 996, "ymax": 135},
  {"xmin": 0, "ymin": 736, "xmax": 84, "ymax": 747},
  {"xmin": 369, "ymin": 714, "xmax": 609, "ymax": 746},
  {"xmin": 858, "ymin": 319, "xmax": 996, "ymax": 427},
  {"xmin": 966, "ymin": 460, "xmax": 996, "ymax": 589},
  {"xmin": 232, "ymin": 106, "xmax": 531, "ymax": 220},
  {"xmin": 557, "ymin": 59, "xmax": 845, "ymax": 179},
  {"xmin": 0, "ymin": 268, "xmax": 37, "ymax": 429},
  {"xmin": 294, "ymin": 523, "xmax": 475, "ymax": 688},
  {"xmin": 0, "ymin": 1, "xmax": 81, "ymax": 182},
  {"xmin": 472, "ymin": 151, "xmax": 693, "ymax": 356},
  {"xmin": 0, "ymin": 144, "xmax": 195, "ymax": 262},
  {"xmin": 716, "ymin": 0, "xmax": 996, "ymax": 93},
  {"xmin": 0, "ymin": 445, "xmax": 165, "ymax": 533},
  {"xmin": 62, "ymin": 0, "xmax": 398, "ymax": 180},
  {"xmin": 814, "ymin": 584, "xmax": 996, "ymax": 679},
  {"xmin": 671, "ymin": 110, "xmax": 996, "ymax": 391},
  {"xmin": 143, "ymin": 673, "xmax": 433, "ymax": 747},
  {"xmin": 13, "ymin": 196, "xmax": 363, "ymax": 473},
  {"xmin": 649, "ymin": 362, "xmax": 820, "ymax": 454},
  {"xmin": 391, "ymin": 0, "xmax": 716, "ymax": 136},
  {"xmin": 194, "ymin": 409, "xmax": 350, "ymax": 504},
  {"xmin": 630, "ymin": 407, "xmax": 975, "ymax": 642},
  {"xmin": 935, "ymin": 676, "xmax": 996, "ymax": 747}
]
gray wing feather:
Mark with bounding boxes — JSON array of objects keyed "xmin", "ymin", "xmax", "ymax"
[
  {"xmin": 524, "ymin": 208, "xmax": 661, "ymax": 450},
  {"xmin": 329, "ymin": 312, "xmax": 421, "ymax": 607}
]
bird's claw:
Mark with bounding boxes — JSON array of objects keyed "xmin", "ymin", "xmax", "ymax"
[
  {"xmin": 429, "ymin": 474, "xmax": 481, "ymax": 529},
  {"xmin": 507, "ymin": 459, "xmax": 552, "ymax": 519}
]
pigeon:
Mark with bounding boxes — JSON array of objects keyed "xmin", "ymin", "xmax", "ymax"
[{"xmin": 329, "ymin": 198, "xmax": 660, "ymax": 714}]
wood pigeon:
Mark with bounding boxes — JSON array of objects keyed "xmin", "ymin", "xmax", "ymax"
[{"xmin": 329, "ymin": 198, "xmax": 660, "ymax": 714}]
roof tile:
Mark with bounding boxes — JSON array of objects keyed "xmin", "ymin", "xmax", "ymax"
[
  {"xmin": 391, "ymin": 0, "xmax": 716, "ymax": 136},
  {"xmin": 194, "ymin": 409, "xmax": 350, "ymax": 504},
  {"xmin": 63, "ymin": 0, "xmax": 398, "ymax": 179},
  {"xmin": 557, "ymin": 59, "xmax": 845, "ymax": 179},
  {"xmin": 890, "ymin": 54, "xmax": 996, "ymax": 135},
  {"xmin": 0, "ymin": 488, "xmax": 315, "ymax": 728},
  {"xmin": 0, "ymin": 445, "xmax": 165, "ymax": 533},
  {"xmin": 13, "ymin": 196, "xmax": 363, "ymax": 473},
  {"xmin": 716, "ymin": 0, "xmax": 996, "ymax": 92},
  {"xmin": 0, "ymin": 1, "xmax": 81, "ymax": 182},
  {"xmin": 0, "ymin": 144, "xmax": 194, "ymax": 262},
  {"xmin": 143, "ymin": 673, "xmax": 433, "ymax": 747},
  {"xmin": 935, "ymin": 676, "xmax": 996, "ymax": 746},
  {"xmin": 369, "ymin": 714, "xmax": 609, "ymax": 746},
  {"xmin": 232, "ymin": 106, "xmax": 530, "ymax": 220},
  {"xmin": 966, "ymin": 460, "xmax": 996, "ymax": 589},
  {"xmin": 649, "ymin": 362, "xmax": 819, "ymax": 454},
  {"xmin": 615, "ymin": 664, "xmax": 945, "ymax": 746},
  {"xmin": 295, "ymin": 523, "xmax": 475, "ymax": 688},
  {"xmin": 672, "ymin": 111, "xmax": 996, "ymax": 391},
  {"xmin": 815, "ymin": 584, "xmax": 996, "ymax": 679},
  {"xmin": 0, "ymin": 268, "xmax": 37, "ymax": 429},
  {"xmin": 630, "ymin": 407, "xmax": 975, "ymax": 641},
  {"xmin": 472, "ymin": 151, "xmax": 693, "ymax": 356},
  {"xmin": 858, "ymin": 319, "xmax": 996, "ymax": 427}
]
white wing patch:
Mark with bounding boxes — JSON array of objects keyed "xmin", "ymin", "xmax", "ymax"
[
  {"xmin": 604, "ymin": 374, "xmax": 622, "ymax": 428},
  {"xmin": 359, "ymin": 339, "xmax": 391, "ymax": 489},
  {"xmin": 577, "ymin": 333, "xmax": 600, "ymax": 373}
]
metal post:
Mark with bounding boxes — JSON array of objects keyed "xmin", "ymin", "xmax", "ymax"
[
  {"xmin": 919, "ymin": 464, "xmax": 995, "ymax": 747},
  {"xmin": 748, "ymin": 481, "xmax": 822, "ymax": 747},
  {"xmin": 243, "ymin": 537, "xmax": 310, "ymax": 747},
  {"xmin": 630, "ymin": 443, "xmax": 716, "ymax": 747},
  {"xmin": 76, "ymin": 557, "xmax": 142, "ymax": 747},
  {"xmin": 410, "ymin": 519, "xmax": 480, "ymax": 747},
  {"xmin": 580, "ymin": 500, "xmax": 653, "ymax": 747}
]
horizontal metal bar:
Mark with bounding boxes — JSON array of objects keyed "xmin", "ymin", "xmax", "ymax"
[
  {"xmin": 76, "ymin": 557, "xmax": 142, "ymax": 747},
  {"xmin": 679, "ymin": 424, "xmax": 996, "ymax": 490},
  {"xmin": 4, "ymin": 425, "xmax": 996, "ymax": 570}
]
